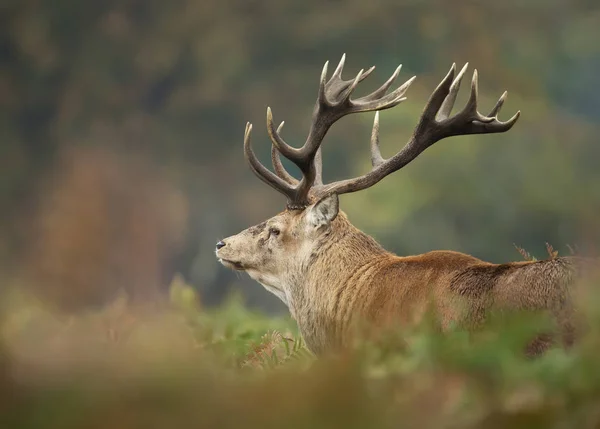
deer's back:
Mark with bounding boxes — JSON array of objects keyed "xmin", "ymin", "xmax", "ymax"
[
  {"xmin": 450, "ymin": 256, "xmax": 578, "ymax": 310},
  {"xmin": 353, "ymin": 252, "xmax": 582, "ymax": 333}
]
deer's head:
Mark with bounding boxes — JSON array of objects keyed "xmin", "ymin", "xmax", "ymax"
[
  {"xmin": 216, "ymin": 194, "xmax": 339, "ymax": 301},
  {"xmin": 216, "ymin": 55, "xmax": 520, "ymax": 304}
]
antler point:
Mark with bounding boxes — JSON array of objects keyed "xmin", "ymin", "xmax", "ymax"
[
  {"xmin": 458, "ymin": 63, "xmax": 469, "ymax": 76},
  {"xmin": 470, "ymin": 70, "xmax": 479, "ymax": 91},
  {"xmin": 507, "ymin": 110, "xmax": 521, "ymax": 126}
]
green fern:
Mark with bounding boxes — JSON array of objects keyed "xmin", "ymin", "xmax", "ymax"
[{"xmin": 241, "ymin": 330, "xmax": 312, "ymax": 369}]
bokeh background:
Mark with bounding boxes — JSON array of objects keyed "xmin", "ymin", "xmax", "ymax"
[{"xmin": 1, "ymin": 0, "xmax": 599, "ymax": 315}]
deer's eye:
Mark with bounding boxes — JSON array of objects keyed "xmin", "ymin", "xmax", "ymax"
[{"xmin": 269, "ymin": 227, "xmax": 280, "ymax": 237}]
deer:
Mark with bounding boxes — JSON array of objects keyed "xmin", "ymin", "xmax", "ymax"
[{"xmin": 215, "ymin": 55, "xmax": 587, "ymax": 356}]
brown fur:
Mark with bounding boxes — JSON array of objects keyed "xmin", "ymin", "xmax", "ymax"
[{"xmin": 217, "ymin": 203, "xmax": 585, "ymax": 357}]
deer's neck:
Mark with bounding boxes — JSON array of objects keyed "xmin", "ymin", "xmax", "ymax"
[{"xmin": 289, "ymin": 215, "xmax": 391, "ymax": 354}]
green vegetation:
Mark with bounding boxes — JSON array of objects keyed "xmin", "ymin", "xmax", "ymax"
[{"xmin": 3, "ymin": 251, "xmax": 600, "ymax": 429}]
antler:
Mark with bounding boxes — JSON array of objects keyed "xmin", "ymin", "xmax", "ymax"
[
  {"xmin": 309, "ymin": 62, "xmax": 521, "ymax": 198},
  {"xmin": 244, "ymin": 54, "xmax": 415, "ymax": 209},
  {"xmin": 244, "ymin": 57, "xmax": 520, "ymax": 208}
]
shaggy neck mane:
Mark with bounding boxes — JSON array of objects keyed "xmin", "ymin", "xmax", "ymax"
[
  {"xmin": 287, "ymin": 212, "xmax": 390, "ymax": 352},
  {"xmin": 313, "ymin": 212, "xmax": 389, "ymax": 268}
]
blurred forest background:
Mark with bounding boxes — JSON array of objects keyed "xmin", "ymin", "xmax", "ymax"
[{"xmin": 1, "ymin": 0, "xmax": 599, "ymax": 314}]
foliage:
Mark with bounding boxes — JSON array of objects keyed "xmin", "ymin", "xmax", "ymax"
[{"xmin": 3, "ymin": 264, "xmax": 600, "ymax": 429}]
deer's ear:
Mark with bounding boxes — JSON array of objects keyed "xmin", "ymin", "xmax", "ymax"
[{"xmin": 306, "ymin": 193, "xmax": 339, "ymax": 230}]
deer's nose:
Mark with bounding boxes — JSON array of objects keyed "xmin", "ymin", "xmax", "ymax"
[{"xmin": 216, "ymin": 240, "xmax": 226, "ymax": 250}]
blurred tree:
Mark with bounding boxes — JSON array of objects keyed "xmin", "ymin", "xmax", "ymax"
[{"xmin": 1, "ymin": 0, "xmax": 599, "ymax": 312}]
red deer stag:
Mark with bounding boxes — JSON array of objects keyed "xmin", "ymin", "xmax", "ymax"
[{"xmin": 216, "ymin": 55, "xmax": 583, "ymax": 356}]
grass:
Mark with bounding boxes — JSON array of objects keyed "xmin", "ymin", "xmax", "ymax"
[{"xmin": 2, "ymin": 255, "xmax": 600, "ymax": 429}]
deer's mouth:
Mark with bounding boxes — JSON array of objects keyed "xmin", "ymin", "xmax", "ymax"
[{"xmin": 218, "ymin": 258, "xmax": 245, "ymax": 271}]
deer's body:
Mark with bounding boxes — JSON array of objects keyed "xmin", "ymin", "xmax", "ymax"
[
  {"xmin": 216, "ymin": 55, "xmax": 583, "ymax": 356},
  {"xmin": 240, "ymin": 212, "xmax": 577, "ymax": 355}
]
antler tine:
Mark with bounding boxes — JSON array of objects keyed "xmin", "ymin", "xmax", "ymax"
[
  {"xmin": 437, "ymin": 63, "xmax": 469, "ymax": 120},
  {"xmin": 330, "ymin": 54, "xmax": 346, "ymax": 81},
  {"xmin": 243, "ymin": 122, "xmax": 297, "ymax": 205},
  {"xmin": 271, "ymin": 145, "xmax": 297, "ymax": 185},
  {"xmin": 353, "ymin": 74, "xmax": 416, "ymax": 113},
  {"xmin": 339, "ymin": 68, "xmax": 366, "ymax": 105},
  {"xmin": 266, "ymin": 107, "xmax": 311, "ymax": 167},
  {"xmin": 269, "ymin": 120, "xmax": 323, "ymax": 188},
  {"xmin": 370, "ymin": 112, "xmax": 384, "ymax": 168},
  {"xmin": 329, "ymin": 54, "xmax": 375, "ymax": 82},
  {"xmin": 314, "ymin": 148, "xmax": 324, "ymax": 186},
  {"xmin": 309, "ymin": 63, "xmax": 521, "ymax": 199},
  {"xmin": 361, "ymin": 65, "xmax": 403, "ymax": 102},
  {"xmin": 318, "ymin": 60, "xmax": 330, "ymax": 106},
  {"xmin": 488, "ymin": 90, "xmax": 507, "ymax": 117},
  {"xmin": 271, "ymin": 144, "xmax": 323, "ymax": 187},
  {"xmin": 420, "ymin": 63, "xmax": 457, "ymax": 122},
  {"xmin": 270, "ymin": 121, "xmax": 299, "ymax": 186},
  {"xmin": 462, "ymin": 70, "xmax": 496, "ymax": 124},
  {"xmin": 471, "ymin": 107, "xmax": 520, "ymax": 133}
]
